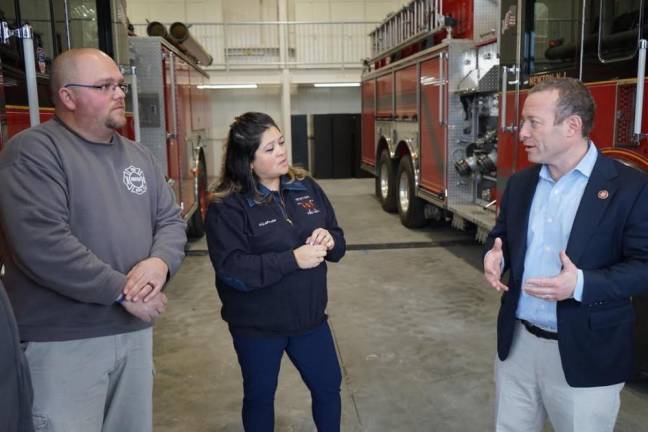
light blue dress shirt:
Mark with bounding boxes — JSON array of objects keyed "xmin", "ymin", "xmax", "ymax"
[{"xmin": 515, "ymin": 143, "xmax": 597, "ymax": 332}]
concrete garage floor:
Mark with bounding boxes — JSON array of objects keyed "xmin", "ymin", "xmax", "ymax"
[{"xmin": 154, "ymin": 179, "xmax": 648, "ymax": 432}]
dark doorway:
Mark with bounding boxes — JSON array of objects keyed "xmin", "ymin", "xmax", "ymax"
[
  {"xmin": 291, "ymin": 115, "xmax": 308, "ymax": 170},
  {"xmin": 313, "ymin": 113, "xmax": 366, "ymax": 179}
]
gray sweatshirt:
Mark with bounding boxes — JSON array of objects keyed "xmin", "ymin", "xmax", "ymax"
[{"xmin": 0, "ymin": 118, "xmax": 186, "ymax": 341}]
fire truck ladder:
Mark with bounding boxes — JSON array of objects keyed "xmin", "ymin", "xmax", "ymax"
[{"xmin": 369, "ymin": 0, "xmax": 445, "ymax": 60}]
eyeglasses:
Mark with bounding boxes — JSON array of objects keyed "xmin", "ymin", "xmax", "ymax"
[{"xmin": 64, "ymin": 83, "xmax": 129, "ymax": 95}]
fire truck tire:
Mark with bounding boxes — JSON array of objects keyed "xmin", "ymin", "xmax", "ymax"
[
  {"xmin": 187, "ymin": 206, "xmax": 205, "ymax": 239},
  {"xmin": 187, "ymin": 151, "xmax": 208, "ymax": 239},
  {"xmin": 397, "ymin": 156, "xmax": 426, "ymax": 228},
  {"xmin": 375, "ymin": 150, "xmax": 397, "ymax": 212}
]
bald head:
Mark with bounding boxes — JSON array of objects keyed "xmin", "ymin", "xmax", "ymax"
[
  {"xmin": 50, "ymin": 48, "xmax": 127, "ymax": 143},
  {"xmin": 50, "ymin": 48, "xmax": 117, "ymax": 107}
]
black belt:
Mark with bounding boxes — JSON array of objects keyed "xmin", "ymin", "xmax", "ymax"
[{"xmin": 520, "ymin": 319, "xmax": 558, "ymax": 340}]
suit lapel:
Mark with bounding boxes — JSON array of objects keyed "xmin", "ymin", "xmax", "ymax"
[
  {"xmin": 511, "ymin": 166, "xmax": 541, "ymax": 276},
  {"xmin": 566, "ymin": 155, "xmax": 618, "ymax": 264}
]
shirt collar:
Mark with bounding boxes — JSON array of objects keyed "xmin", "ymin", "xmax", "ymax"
[
  {"xmin": 539, "ymin": 140, "xmax": 598, "ymax": 182},
  {"xmin": 54, "ymin": 116, "xmax": 117, "ymax": 145},
  {"xmin": 245, "ymin": 176, "xmax": 307, "ymax": 207}
]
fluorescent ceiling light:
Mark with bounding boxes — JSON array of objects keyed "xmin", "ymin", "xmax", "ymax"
[
  {"xmin": 197, "ymin": 84, "xmax": 258, "ymax": 89},
  {"xmin": 313, "ymin": 82, "xmax": 360, "ymax": 88}
]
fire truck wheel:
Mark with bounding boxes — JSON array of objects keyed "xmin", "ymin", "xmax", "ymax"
[
  {"xmin": 397, "ymin": 156, "xmax": 426, "ymax": 228},
  {"xmin": 375, "ymin": 150, "xmax": 397, "ymax": 212},
  {"xmin": 187, "ymin": 206, "xmax": 205, "ymax": 239}
]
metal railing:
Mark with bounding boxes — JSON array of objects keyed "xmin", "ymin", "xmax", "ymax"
[
  {"xmin": 369, "ymin": 0, "xmax": 444, "ymax": 59},
  {"xmin": 132, "ymin": 21, "xmax": 378, "ymax": 70}
]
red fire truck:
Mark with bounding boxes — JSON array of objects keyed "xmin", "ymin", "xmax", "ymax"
[
  {"xmin": 130, "ymin": 26, "xmax": 212, "ymax": 238},
  {"xmin": 0, "ymin": 0, "xmax": 210, "ymax": 253},
  {"xmin": 361, "ymin": 0, "xmax": 648, "ymax": 375}
]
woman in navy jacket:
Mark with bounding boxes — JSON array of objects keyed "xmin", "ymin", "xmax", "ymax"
[{"xmin": 206, "ymin": 112, "xmax": 346, "ymax": 432}]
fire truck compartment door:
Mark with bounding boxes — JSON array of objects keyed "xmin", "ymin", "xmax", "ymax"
[
  {"xmin": 497, "ymin": 0, "xmax": 524, "ymax": 195},
  {"xmin": 419, "ymin": 53, "xmax": 447, "ymax": 196}
]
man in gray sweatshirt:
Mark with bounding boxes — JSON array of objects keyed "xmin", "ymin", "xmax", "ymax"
[{"xmin": 0, "ymin": 48, "xmax": 186, "ymax": 431}]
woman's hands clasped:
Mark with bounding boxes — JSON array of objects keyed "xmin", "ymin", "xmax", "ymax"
[
  {"xmin": 294, "ymin": 228, "xmax": 336, "ymax": 269},
  {"xmin": 294, "ymin": 244, "xmax": 327, "ymax": 269},
  {"xmin": 305, "ymin": 228, "xmax": 335, "ymax": 250}
]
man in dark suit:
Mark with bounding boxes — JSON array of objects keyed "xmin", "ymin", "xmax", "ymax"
[
  {"xmin": 483, "ymin": 77, "xmax": 648, "ymax": 431},
  {"xmin": 0, "ymin": 278, "xmax": 33, "ymax": 432}
]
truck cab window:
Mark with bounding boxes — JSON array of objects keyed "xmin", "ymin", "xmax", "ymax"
[
  {"xmin": 67, "ymin": 0, "xmax": 99, "ymax": 50},
  {"xmin": 51, "ymin": 0, "xmax": 69, "ymax": 52},
  {"xmin": 594, "ymin": 0, "xmax": 645, "ymax": 61},
  {"xmin": 530, "ymin": 0, "xmax": 581, "ymax": 74}
]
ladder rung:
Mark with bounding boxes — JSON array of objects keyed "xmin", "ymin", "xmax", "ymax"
[{"xmin": 370, "ymin": 0, "xmax": 442, "ymax": 58}]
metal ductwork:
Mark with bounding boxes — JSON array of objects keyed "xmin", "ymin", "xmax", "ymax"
[
  {"xmin": 146, "ymin": 21, "xmax": 211, "ymax": 66},
  {"xmin": 169, "ymin": 22, "xmax": 213, "ymax": 66},
  {"xmin": 146, "ymin": 21, "xmax": 168, "ymax": 38},
  {"xmin": 146, "ymin": 21, "xmax": 184, "ymax": 53}
]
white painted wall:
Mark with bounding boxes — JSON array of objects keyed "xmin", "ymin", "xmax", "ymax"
[
  {"xmin": 293, "ymin": 87, "xmax": 360, "ymax": 114},
  {"xmin": 127, "ymin": 0, "xmax": 224, "ymax": 23},
  {"xmin": 222, "ymin": 0, "xmax": 280, "ymax": 21},
  {"xmin": 128, "ymin": 0, "xmax": 408, "ymax": 24},
  {"xmin": 204, "ymin": 85, "xmax": 360, "ymax": 176},
  {"xmin": 294, "ymin": 0, "xmax": 409, "ymax": 22},
  {"xmin": 206, "ymin": 87, "xmax": 283, "ymax": 176}
]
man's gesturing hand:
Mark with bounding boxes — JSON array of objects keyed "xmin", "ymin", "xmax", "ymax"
[
  {"xmin": 523, "ymin": 251, "xmax": 578, "ymax": 301},
  {"xmin": 484, "ymin": 237, "xmax": 508, "ymax": 292},
  {"xmin": 293, "ymin": 244, "xmax": 327, "ymax": 269},
  {"xmin": 121, "ymin": 292, "xmax": 168, "ymax": 322},
  {"xmin": 123, "ymin": 257, "xmax": 169, "ymax": 302}
]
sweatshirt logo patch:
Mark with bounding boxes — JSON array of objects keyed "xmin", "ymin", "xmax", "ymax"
[
  {"xmin": 123, "ymin": 166, "xmax": 147, "ymax": 195},
  {"xmin": 296, "ymin": 199, "xmax": 320, "ymax": 215}
]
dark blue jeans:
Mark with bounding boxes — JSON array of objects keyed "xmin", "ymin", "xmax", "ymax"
[{"xmin": 231, "ymin": 321, "xmax": 342, "ymax": 432}]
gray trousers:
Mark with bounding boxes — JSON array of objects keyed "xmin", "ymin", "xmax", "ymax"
[
  {"xmin": 24, "ymin": 328, "xmax": 153, "ymax": 432},
  {"xmin": 495, "ymin": 321, "xmax": 623, "ymax": 432}
]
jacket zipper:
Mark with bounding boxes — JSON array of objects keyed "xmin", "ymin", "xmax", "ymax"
[{"xmin": 275, "ymin": 191, "xmax": 293, "ymax": 225}]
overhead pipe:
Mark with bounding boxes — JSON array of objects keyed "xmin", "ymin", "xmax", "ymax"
[
  {"xmin": 146, "ymin": 21, "xmax": 201, "ymax": 66},
  {"xmin": 169, "ymin": 22, "xmax": 213, "ymax": 66},
  {"xmin": 146, "ymin": 21, "xmax": 168, "ymax": 38}
]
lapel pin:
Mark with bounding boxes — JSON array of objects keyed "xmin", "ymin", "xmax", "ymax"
[{"xmin": 597, "ymin": 189, "xmax": 609, "ymax": 200}]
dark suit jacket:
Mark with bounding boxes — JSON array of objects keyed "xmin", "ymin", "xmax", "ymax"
[
  {"xmin": 0, "ymin": 279, "xmax": 34, "ymax": 432},
  {"xmin": 485, "ymin": 153, "xmax": 648, "ymax": 387}
]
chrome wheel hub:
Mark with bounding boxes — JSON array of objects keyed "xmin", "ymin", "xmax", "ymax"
[
  {"xmin": 380, "ymin": 162, "xmax": 389, "ymax": 199},
  {"xmin": 399, "ymin": 171, "xmax": 410, "ymax": 213}
]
